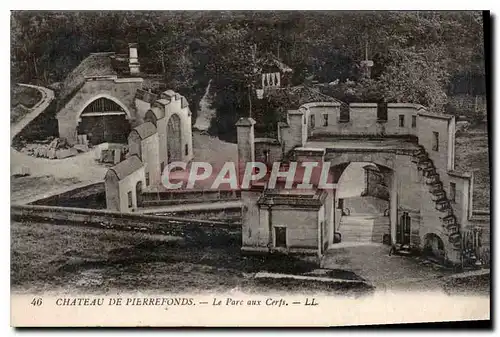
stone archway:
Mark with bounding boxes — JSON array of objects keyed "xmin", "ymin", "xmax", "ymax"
[
  {"xmin": 423, "ymin": 233, "xmax": 446, "ymax": 262},
  {"xmin": 77, "ymin": 96, "xmax": 131, "ymax": 145},
  {"xmin": 167, "ymin": 114, "xmax": 182, "ymax": 163},
  {"xmin": 332, "ymin": 161, "xmax": 393, "ymax": 245}
]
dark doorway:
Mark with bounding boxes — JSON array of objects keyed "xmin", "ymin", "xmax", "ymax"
[
  {"xmin": 77, "ymin": 97, "xmax": 130, "ymax": 145},
  {"xmin": 274, "ymin": 227, "xmax": 287, "ymax": 248},
  {"xmin": 136, "ymin": 181, "xmax": 143, "ymax": 208},
  {"xmin": 377, "ymin": 102, "xmax": 388, "ymax": 122},
  {"xmin": 338, "ymin": 198, "xmax": 344, "ymax": 210},
  {"xmin": 78, "ymin": 115, "xmax": 130, "ymax": 145},
  {"xmin": 339, "ymin": 104, "xmax": 350, "ymax": 122},
  {"xmin": 167, "ymin": 114, "xmax": 182, "ymax": 163},
  {"xmin": 397, "ymin": 212, "xmax": 411, "ymax": 245}
]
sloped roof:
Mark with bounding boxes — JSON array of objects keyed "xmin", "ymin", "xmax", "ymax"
[
  {"xmin": 267, "ymin": 85, "xmax": 344, "ymax": 111},
  {"xmin": 131, "ymin": 122, "xmax": 157, "ymax": 140},
  {"xmin": 162, "ymin": 90, "xmax": 176, "ymax": 98},
  {"xmin": 108, "ymin": 155, "xmax": 143, "ymax": 181},
  {"xmin": 257, "ymin": 53, "xmax": 293, "ymax": 73},
  {"xmin": 135, "ymin": 89, "xmax": 159, "ymax": 104},
  {"xmin": 146, "ymin": 106, "xmax": 165, "ymax": 121}
]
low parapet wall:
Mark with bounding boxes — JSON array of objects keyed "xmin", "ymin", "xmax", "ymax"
[
  {"xmin": 298, "ymin": 101, "xmax": 425, "ymax": 137},
  {"xmin": 141, "ymin": 189, "xmax": 240, "ymax": 202}
]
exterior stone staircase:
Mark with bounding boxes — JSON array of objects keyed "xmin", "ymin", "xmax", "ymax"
[{"xmin": 411, "ymin": 145, "xmax": 462, "ymax": 250}]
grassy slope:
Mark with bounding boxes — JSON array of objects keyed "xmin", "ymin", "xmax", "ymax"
[
  {"xmin": 454, "ymin": 128, "xmax": 490, "ymax": 210},
  {"xmin": 11, "ymin": 220, "xmax": 374, "ymax": 295}
]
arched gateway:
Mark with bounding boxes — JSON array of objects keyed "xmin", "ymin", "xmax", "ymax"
[
  {"xmin": 237, "ymin": 100, "xmax": 477, "ymax": 266},
  {"xmin": 77, "ymin": 96, "xmax": 131, "ymax": 145}
]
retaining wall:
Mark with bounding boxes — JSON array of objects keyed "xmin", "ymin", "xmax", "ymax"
[{"xmin": 11, "ymin": 204, "xmax": 240, "ymax": 237}]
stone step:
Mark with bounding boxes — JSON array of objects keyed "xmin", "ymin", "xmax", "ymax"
[
  {"xmin": 418, "ymin": 160, "xmax": 433, "ymax": 169},
  {"xmin": 441, "ymin": 214, "xmax": 456, "ymax": 225},
  {"xmin": 423, "ymin": 167, "xmax": 436, "ymax": 177},
  {"xmin": 341, "ymin": 235, "xmax": 385, "ymax": 243}
]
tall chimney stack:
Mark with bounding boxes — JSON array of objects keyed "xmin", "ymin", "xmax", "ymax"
[{"xmin": 128, "ymin": 43, "xmax": 140, "ymax": 75}]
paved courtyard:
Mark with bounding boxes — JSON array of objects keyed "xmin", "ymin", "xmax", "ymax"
[{"xmin": 322, "ymin": 243, "xmax": 456, "ymax": 292}]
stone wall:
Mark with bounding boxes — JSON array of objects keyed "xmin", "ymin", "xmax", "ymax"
[
  {"xmin": 363, "ymin": 165, "xmax": 389, "ymax": 200},
  {"xmin": 301, "ymin": 102, "xmax": 422, "ymax": 137},
  {"xmin": 11, "ymin": 204, "xmax": 237, "ymax": 235},
  {"xmin": 241, "ymin": 189, "xmax": 266, "ymax": 249},
  {"xmin": 141, "ymin": 133, "xmax": 161, "ymax": 187},
  {"xmin": 271, "ymin": 207, "xmax": 319, "ymax": 250}
]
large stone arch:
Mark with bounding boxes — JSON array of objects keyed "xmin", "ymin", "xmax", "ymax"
[
  {"xmin": 166, "ymin": 113, "xmax": 182, "ymax": 163},
  {"xmin": 329, "ymin": 157, "xmax": 396, "ymax": 246},
  {"xmin": 77, "ymin": 94, "xmax": 133, "ymax": 122},
  {"xmin": 331, "ymin": 161, "xmax": 393, "ymax": 185},
  {"xmin": 76, "ymin": 94, "xmax": 133, "ymax": 145},
  {"xmin": 421, "ymin": 231, "xmax": 450, "ymax": 262},
  {"xmin": 326, "ymin": 151, "xmax": 398, "ymax": 171}
]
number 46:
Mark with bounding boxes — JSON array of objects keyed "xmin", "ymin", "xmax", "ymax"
[{"xmin": 31, "ymin": 298, "xmax": 42, "ymax": 306}]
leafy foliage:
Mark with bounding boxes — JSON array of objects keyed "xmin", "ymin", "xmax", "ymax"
[{"xmin": 11, "ymin": 11, "xmax": 486, "ymax": 139}]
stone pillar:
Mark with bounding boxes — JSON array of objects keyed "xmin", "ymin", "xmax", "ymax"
[
  {"xmin": 390, "ymin": 171, "xmax": 398, "ymax": 245},
  {"xmin": 290, "ymin": 109, "xmax": 307, "ymax": 146},
  {"xmin": 57, "ymin": 117, "xmax": 78, "ymax": 145},
  {"xmin": 129, "ymin": 43, "xmax": 140, "ymax": 75},
  {"xmin": 328, "ymin": 189, "xmax": 335, "ymax": 246},
  {"xmin": 236, "ymin": 117, "xmax": 256, "ymax": 185}
]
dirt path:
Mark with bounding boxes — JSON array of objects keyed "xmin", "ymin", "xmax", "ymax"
[
  {"xmin": 322, "ymin": 244, "xmax": 455, "ymax": 292},
  {"xmin": 193, "ymin": 80, "xmax": 215, "ymax": 131},
  {"xmin": 11, "ymin": 84, "xmax": 107, "ymax": 204},
  {"xmin": 11, "ymin": 83, "xmax": 54, "ymax": 141}
]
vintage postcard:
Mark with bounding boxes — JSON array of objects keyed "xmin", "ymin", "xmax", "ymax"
[{"xmin": 10, "ymin": 10, "xmax": 490, "ymax": 327}]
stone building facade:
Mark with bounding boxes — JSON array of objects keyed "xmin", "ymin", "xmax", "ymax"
[
  {"xmin": 104, "ymin": 93, "xmax": 193, "ymax": 212},
  {"xmin": 55, "ymin": 43, "xmax": 193, "ymax": 159},
  {"xmin": 87, "ymin": 45, "xmax": 194, "ymax": 212},
  {"xmin": 104, "ymin": 155, "xmax": 146, "ymax": 212}
]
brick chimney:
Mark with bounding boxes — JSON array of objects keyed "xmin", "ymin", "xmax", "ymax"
[{"xmin": 128, "ymin": 43, "xmax": 140, "ymax": 75}]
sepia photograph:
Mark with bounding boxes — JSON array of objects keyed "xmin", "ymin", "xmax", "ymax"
[{"xmin": 9, "ymin": 9, "xmax": 491, "ymax": 327}]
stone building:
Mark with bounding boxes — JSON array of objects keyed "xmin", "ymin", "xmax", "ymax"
[
  {"xmin": 237, "ymin": 101, "xmax": 489, "ymax": 266},
  {"xmin": 104, "ymin": 155, "xmax": 145, "ymax": 212},
  {"xmin": 104, "ymin": 92, "xmax": 194, "ymax": 212},
  {"xmin": 55, "ymin": 43, "xmax": 193, "ymax": 163},
  {"xmin": 82, "ymin": 45, "xmax": 194, "ymax": 212}
]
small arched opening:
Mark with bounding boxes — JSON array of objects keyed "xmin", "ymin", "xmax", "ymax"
[
  {"xmin": 333, "ymin": 161, "xmax": 393, "ymax": 245},
  {"xmin": 136, "ymin": 181, "xmax": 143, "ymax": 208},
  {"xmin": 167, "ymin": 114, "xmax": 182, "ymax": 163},
  {"xmin": 423, "ymin": 233, "xmax": 446, "ymax": 262}
]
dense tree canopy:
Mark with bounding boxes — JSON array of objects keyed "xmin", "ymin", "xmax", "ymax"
[{"xmin": 11, "ymin": 11, "xmax": 486, "ymax": 141}]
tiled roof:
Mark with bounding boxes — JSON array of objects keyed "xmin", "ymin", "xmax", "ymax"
[
  {"xmin": 108, "ymin": 155, "xmax": 143, "ymax": 181},
  {"xmin": 131, "ymin": 122, "xmax": 157, "ymax": 140},
  {"xmin": 135, "ymin": 89, "xmax": 159, "ymax": 104},
  {"xmin": 267, "ymin": 85, "xmax": 343, "ymax": 111}
]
